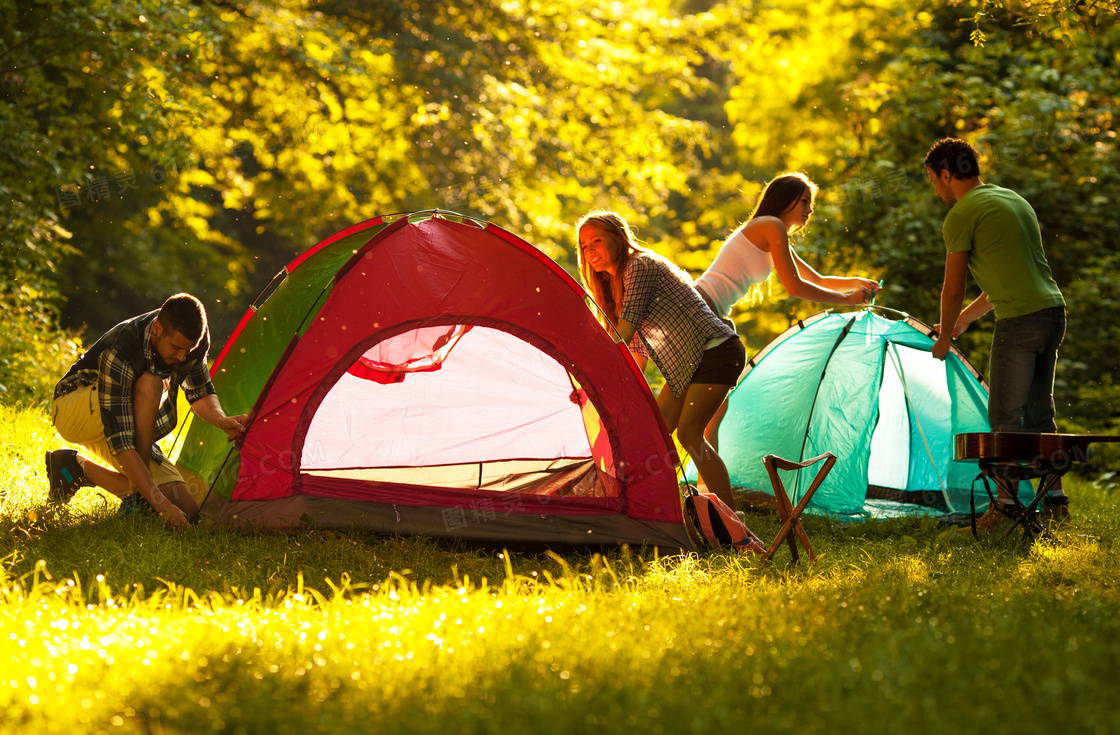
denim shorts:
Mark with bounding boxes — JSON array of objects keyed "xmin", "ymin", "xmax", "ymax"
[
  {"xmin": 988, "ymin": 306, "xmax": 1066, "ymax": 433},
  {"xmin": 690, "ymin": 336, "xmax": 747, "ymax": 386}
]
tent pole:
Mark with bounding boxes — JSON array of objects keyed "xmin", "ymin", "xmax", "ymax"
[{"xmin": 794, "ymin": 314, "xmax": 860, "ymax": 503}]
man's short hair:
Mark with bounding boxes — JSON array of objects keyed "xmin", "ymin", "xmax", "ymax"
[
  {"xmin": 924, "ymin": 138, "xmax": 981, "ymax": 180},
  {"xmin": 157, "ymin": 293, "xmax": 207, "ymax": 344}
]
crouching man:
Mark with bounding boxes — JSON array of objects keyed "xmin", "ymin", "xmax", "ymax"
[{"xmin": 45, "ymin": 293, "xmax": 247, "ymax": 529}]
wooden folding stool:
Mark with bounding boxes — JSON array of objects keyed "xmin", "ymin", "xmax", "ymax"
[{"xmin": 761, "ymin": 452, "xmax": 836, "ymax": 563}]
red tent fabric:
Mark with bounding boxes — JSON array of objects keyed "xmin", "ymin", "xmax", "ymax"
[{"xmin": 218, "ymin": 214, "xmax": 694, "ymax": 549}]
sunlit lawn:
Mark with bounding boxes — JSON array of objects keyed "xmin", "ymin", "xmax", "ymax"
[{"xmin": 3, "ymin": 403, "xmax": 1119, "ymax": 734}]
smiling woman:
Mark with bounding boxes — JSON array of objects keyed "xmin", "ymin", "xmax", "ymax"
[{"xmin": 576, "ymin": 210, "xmax": 744, "ymax": 510}]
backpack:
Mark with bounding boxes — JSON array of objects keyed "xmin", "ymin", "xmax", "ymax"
[{"xmin": 684, "ymin": 486, "xmax": 766, "ymax": 554}]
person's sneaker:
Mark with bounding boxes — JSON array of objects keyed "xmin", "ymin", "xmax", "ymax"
[
  {"xmin": 1042, "ymin": 494, "xmax": 1071, "ymax": 522},
  {"xmin": 958, "ymin": 501, "xmax": 1023, "ymax": 534},
  {"xmin": 45, "ymin": 449, "xmax": 89, "ymax": 504},
  {"xmin": 118, "ymin": 492, "xmax": 158, "ymax": 517}
]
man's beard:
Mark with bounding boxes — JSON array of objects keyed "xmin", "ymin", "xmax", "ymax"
[{"xmin": 152, "ymin": 352, "xmax": 176, "ymax": 371}]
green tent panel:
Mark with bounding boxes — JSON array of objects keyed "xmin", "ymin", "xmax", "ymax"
[{"xmin": 172, "ymin": 216, "xmax": 392, "ymax": 498}]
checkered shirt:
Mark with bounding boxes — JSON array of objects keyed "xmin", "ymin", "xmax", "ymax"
[
  {"xmin": 620, "ymin": 252, "xmax": 736, "ymax": 398},
  {"xmin": 53, "ymin": 311, "xmax": 215, "ymax": 460}
]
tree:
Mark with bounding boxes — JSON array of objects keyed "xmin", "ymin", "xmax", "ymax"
[
  {"xmin": 0, "ymin": 0, "xmax": 223, "ymax": 400},
  {"xmin": 648, "ymin": 0, "xmax": 913, "ymax": 350},
  {"xmin": 968, "ymin": 0, "xmax": 1119, "ymax": 47},
  {"xmin": 4, "ymin": 0, "xmax": 1117, "ymax": 443},
  {"xmin": 48, "ymin": 0, "xmax": 726, "ymax": 337}
]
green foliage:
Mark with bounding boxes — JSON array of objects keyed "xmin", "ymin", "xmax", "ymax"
[
  {"xmin": 0, "ymin": 292, "xmax": 82, "ymax": 405},
  {"xmin": 4, "ymin": 0, "xmax": 725, "ymax": 344},
  {"xmin": 970, "ymin": 0, "xmax": 1120, "ymax": 46},
  {"xmin": 1, "ymin": 0, "xmax": 1117, "ymax": 428},
  {"xmin": 648, "ymin": 0, "xmax": 921, "ymax": 342},
  {"xmin": 0, "ymin": 0, "xmax": 218, "ymax": 313}
]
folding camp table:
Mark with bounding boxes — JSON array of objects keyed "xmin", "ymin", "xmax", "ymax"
[{"xmin": 954, "ymin": 432, "xmax": 1120, "ymax": 541}]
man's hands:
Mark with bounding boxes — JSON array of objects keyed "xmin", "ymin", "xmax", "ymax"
[
  {"xmin": 145, "ymin": 486, "xmax": 191, "ymax": 530},
  {"xmin": 931, "ymin": 333, "xmax": 953, "ymax": 361},
  {"xmin": 191, "ymin": 395, "xmax": 248, "ymax": 440},
  {"xmin": 932, "ymin": 315, "xmax": 975, "ymax": 360},
  {"xmin": 216, "ymin": 413, "xmax": 248, "ymax": 440},
  {"xmin": 932, "ymin": 252, "xmax": 973, "ymax": 362},
  {"xmin": 934, "ymin": 315, "xmax": 971, "ymax": 341},
  {"xmin": 160, "ymin": 502, "xmax": 191, "ymax": 531},
  {"xmin": 117, "ymin": 449, "xmax": 189, "ymax": 530},
  {"xmin": 932, "ymin": 292, "xmax": 990, "ymax": 361},
  {"xmin": 933, "ymin": 315, "xmax": 973, "ymax": 359}
]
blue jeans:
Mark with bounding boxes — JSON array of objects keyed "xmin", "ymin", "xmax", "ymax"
[{"xmin": 988, "ymin": 306, "xmax": 1066, "ymax": 433}]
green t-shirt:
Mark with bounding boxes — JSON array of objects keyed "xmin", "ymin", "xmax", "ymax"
[{"xmin": 942, "ymin": 184, "xmax": 1065, "ymax": 320}]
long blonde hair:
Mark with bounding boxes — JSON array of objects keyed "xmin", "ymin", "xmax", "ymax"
[{"xmin": 576, "ymin": 211, "xmax": 642, "ymax": 327}]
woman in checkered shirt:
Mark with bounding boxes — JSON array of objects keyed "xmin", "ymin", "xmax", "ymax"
[{"xmin": 578, "ymin": 211, "xmax": 745, "ymax": 511}]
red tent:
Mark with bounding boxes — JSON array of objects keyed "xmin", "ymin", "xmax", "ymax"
[{"xmin": 176, "ymin": 212, "xmax": 695, "ymax": 550}]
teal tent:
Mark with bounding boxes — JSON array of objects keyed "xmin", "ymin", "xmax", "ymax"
[{"xmin": 689, "ymin": 309, "xmax": 1004, "ymax": 519}]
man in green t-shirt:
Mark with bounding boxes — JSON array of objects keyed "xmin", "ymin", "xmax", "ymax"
[{"xmin": 924, "ymin": 137, "xmax": 1068, "ymax": 530}]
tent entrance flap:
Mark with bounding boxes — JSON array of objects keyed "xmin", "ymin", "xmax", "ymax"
[
  {"xmin": 348, "ymin": 324, "xmax": 471, "ymax": 384},
  {"xmin": 867, "ymin": 343, "xmax": 952, "ymax": 509},
  {"xmin": 868, "ymin": 346, "xmax": 910, "ymax": 490}
]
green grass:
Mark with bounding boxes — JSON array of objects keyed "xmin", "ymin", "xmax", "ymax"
[{"xmin": 3, "ymin": 403, "xmax": 1120, "ymax": 734}]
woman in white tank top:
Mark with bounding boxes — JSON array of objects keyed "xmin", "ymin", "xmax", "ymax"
[
  {"xmin": 695, "ymin": 172, "xmax": 880, "ymax": 317},
  {"xmin": 695, "ymin": 173, "xmax": 883, "ymax": 454}
]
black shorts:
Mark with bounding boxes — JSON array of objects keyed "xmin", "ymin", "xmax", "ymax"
[{"xmin": 690, "ymin": 336, "xmax": 746, "ymax": 386}]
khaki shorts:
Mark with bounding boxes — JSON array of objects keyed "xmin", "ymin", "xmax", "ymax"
[{"xmin": 51, "ymin": 384, "xmax": 185, "ymax": 488}]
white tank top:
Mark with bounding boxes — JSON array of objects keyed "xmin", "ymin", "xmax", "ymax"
[{"xmin": 695, "ymin": 228, "xmax": 774, "ymax": 316}]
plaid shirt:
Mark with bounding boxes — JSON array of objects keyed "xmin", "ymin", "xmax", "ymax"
[
  {"xmin": 620, "ymin": 252, "xmax": 736, "ymax": 398},
  {"xmin": 53, "ymin": 310, "xmax": 215, "ymax": 461}
]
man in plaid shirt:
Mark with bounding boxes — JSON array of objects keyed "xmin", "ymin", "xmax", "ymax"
[{"xmin": 46, "ymin": 293, "xmax": 247, "ymax": 529}]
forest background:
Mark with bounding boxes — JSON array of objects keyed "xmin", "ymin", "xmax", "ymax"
[{"xmin": 2, "ymin": 0, "xmax": 1117, "ymax": 451}]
